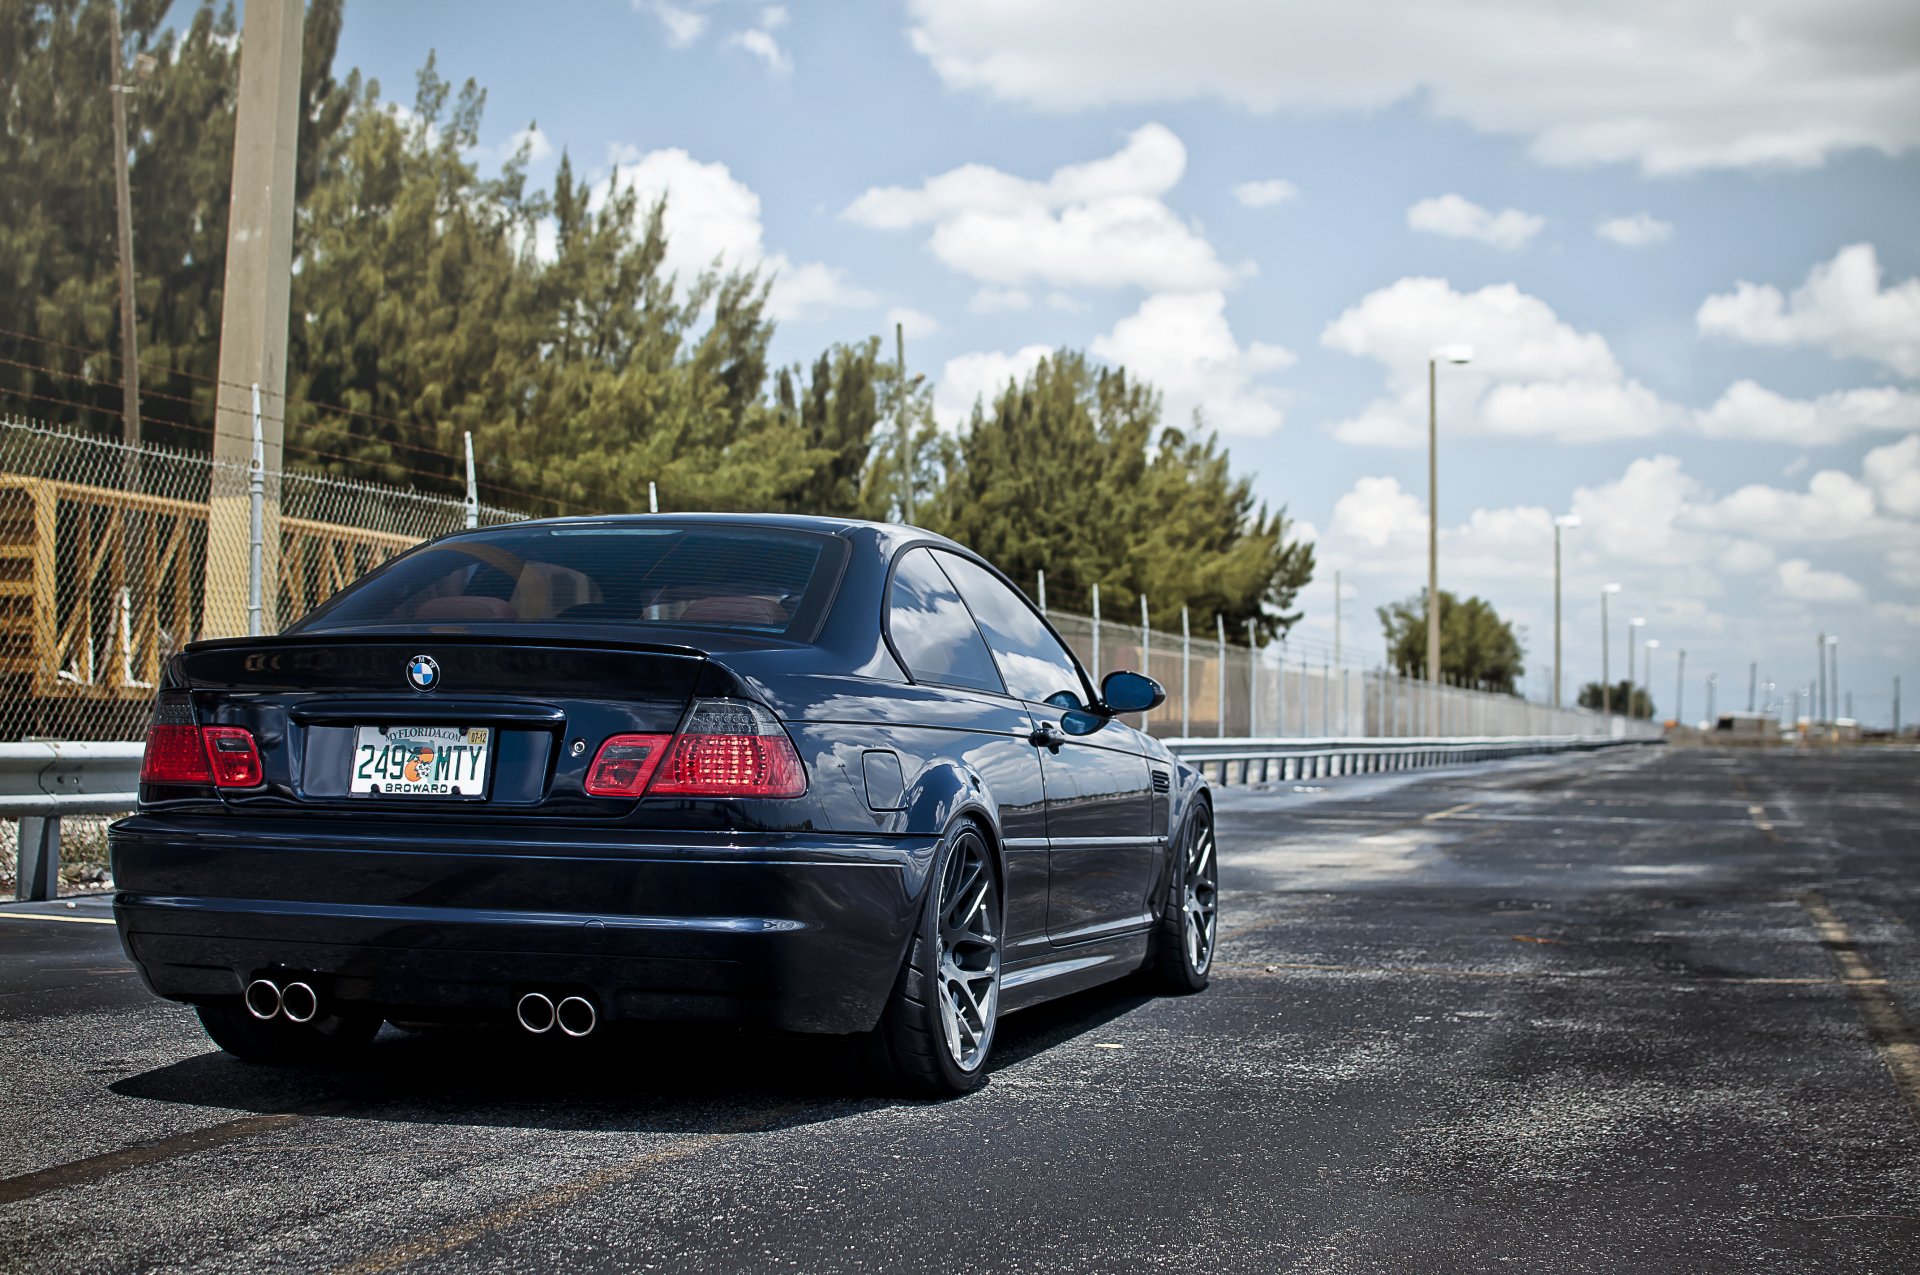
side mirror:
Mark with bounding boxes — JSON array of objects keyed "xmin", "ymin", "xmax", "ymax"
[{"xmin": 1101, "ymin": 670, "xmax": 1165, "ymax": 714}]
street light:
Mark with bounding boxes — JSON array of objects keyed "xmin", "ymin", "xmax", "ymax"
[
  {"xmin": 1601, "ymin": 583, "xmax": 1622, "ymax": 716},
  {"xmin": 1627, "ymin": 616, "xmax": 1646, "ymax": 718},
  {"xmin": 1644, "ymin": 638, "xmax": 1660, "ymax": 722},
  {"xmin": 1426, "ymin": 344, "xmax": 1472, "ymax": 716},
  {"xmin": 1553, "ymin": 514, "xmax": 1580, "ymax": 708},
  {"xmin": 1827, "ymin": 635, "xmax": 1840, "ymax": 726}
]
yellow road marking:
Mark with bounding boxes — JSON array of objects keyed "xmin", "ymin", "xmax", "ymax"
[
  {"xmin": 1748, "ymin": 803, "xmax": 1775, "ymax": 833},
  {"xmin": 1802, "ymin": 892, "xmax": 1920, "ymax": 1125},
  {"xmin": 1422, "ymin": 802, "xmax": 1478, "ymax": 823},
  {"xmin": 332, "ymin": 1104, "xmax": 805, "ymax": 1275},
  {"xmin": 0, "ymin": 1099, "xmax": 356, "ymax": 1206},
  {"xmin": 0, "ymin": 910, "xmax": 115, "ymax": 926}
]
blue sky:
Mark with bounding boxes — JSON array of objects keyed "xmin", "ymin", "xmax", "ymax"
[{"xmin": 330, "ymin": 0, "xmax": 1920, "ymax": 726}]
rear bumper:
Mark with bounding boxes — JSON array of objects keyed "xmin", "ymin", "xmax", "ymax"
[{"xmin": 109, "ymin": 815, "xmax": 937, "ymax": 1035}]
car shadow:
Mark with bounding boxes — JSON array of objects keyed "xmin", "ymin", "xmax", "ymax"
[{"xmin": 107, "ymin": 980, "xmax": 1161, "ymax": 1135}]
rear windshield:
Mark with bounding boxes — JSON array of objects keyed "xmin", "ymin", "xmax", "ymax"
[{"xmin": 290, "ymin": 524, "xmax": 842, "ymax": 638}]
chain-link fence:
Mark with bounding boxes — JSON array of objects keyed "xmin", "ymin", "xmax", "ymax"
[
  {"xmin": 1050, "ymin": 609, "xmax": 1653, "ymax": 741},
  {"xmin": 2, "ymin": 413, "xmax": 1654, "ymax": 744},
  {"xmin": 0, "ymin": 416, "xmax": 522, "ymax": 741}
]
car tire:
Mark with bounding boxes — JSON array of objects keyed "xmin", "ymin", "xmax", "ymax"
[
  {"xmin": 1146, "ymin": 801, "xmax": 1217, "ymax": 994},
  {"xmin": 870, "ymin": 822, "xmax": 1002, "ymax": 1098},
  {"xmin": 196, "ymin": 1000, "xmax": 382, "ymax": 1063}
]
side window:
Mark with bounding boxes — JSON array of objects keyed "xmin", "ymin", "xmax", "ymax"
[
  {"xmin": 934, "ymin": 551, "xmax": 1087, "ymax": 706},
  {"xmin": 887, "ymin": 548, "xmax": 1004, "ymax": 695}
]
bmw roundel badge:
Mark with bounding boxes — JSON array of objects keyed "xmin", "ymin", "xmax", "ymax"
[{"xmin": 406, "ymin": 654, "xmax": 440, "ymax": 692}]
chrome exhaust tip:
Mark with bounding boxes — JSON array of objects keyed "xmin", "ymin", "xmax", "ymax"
[
  {"xmin": 244, "ymin": 978, "xmax": 282, "ymax": 1021},
  {"xmin": 280, "ymin": 981, "xmax": 319, "ymax": 1024},
  {"xmin": 516, "ymin": 992, "xmax": 556, "ymax": 1034},
  {"xmin": 555, "ymin": 996, "xmax": 598, "ymax": 1038}
]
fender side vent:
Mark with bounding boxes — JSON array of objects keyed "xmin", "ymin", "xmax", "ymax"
[{"xmin": 1151, "ymin": 769, "xmax": 1171, "ymax": 793}]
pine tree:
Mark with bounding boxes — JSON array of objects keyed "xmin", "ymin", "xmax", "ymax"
[
  {"xmin": 1378, "ymin": 589, "xmax": 1525, "ymax": 692},
  {"xmin": 930, "ymin": 351, "xmax": 1313, "ymax": 641}
]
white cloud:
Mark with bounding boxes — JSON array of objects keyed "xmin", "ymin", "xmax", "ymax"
[
  {"xmin": 1697, "ymin": 244, "xmax": 1920, "ymax": 378},
  {"xmin": 727, "ymin": 28, "xmax": 791, "ymax": 75},
  {"xmin": 1696, "ymin": 469, "xmax": 1881, "ymax": 544},
  {"xmin": 763, "ymin": 260, "xmax": 876, "ymax": 322},
  {"xmin": 1316, "ymin": 451, "xmax": 1903, "ymax": 709},
  {"xmin": 1090, "ymin": 291, "xmax": 1295, "ymax": 436},
  {"xmin": 601, "ymin": 144, "xmax": 872, "ymax": 321},
  {"xmin": 639, "ymin": 1, "xmax": 707, "ymax": 48},
  {"xmin": 1863, "ymin": 434, "xmax": 1920, "ymax": 518},
  {"xmin": 760, "ymin": 5, "xmax": 789, "ymax": 29},
  {"xmin": 904, "ymin": 0, "xmax": 1920, "ymax": 174},
  {"xmin": 1321, "ymin": 276, "xmax": 1669, "ymax": 445},
  {"xmin": 887, "ymin": 306, "xmax": 940, "ymax": 339},
  {"xmin": 1595, "ymin": 213, "xmax": 1673, "ymax": 247},
  {"xmin": 1407, "ymin": 194, "xmax": 1543, "ymax": 251},
  {"xmin": 843, "ymin": 124, "xmax": 1242, "ymax": 293},
  {"xmin": 967, "ymin": 287, "xmax": 1032, "ymax": 314},
  {"xmin": 1690, "ymin": 380, "xmax": 1920, "ymax": 445},
  {"xmin": 1778, "ymin": 559, "xmax": 1866, "ymax": 604},
  {"xmin": 1233, "ymin": 178, "xmax": 1298, "ymax": 208},
  {"xmin": 937, "ymin": 345, "xmax": 1052, "ymax": 424}
]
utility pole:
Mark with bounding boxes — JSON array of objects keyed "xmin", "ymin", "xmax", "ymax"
[
  {"xmin": 1706, "ymin": 672, "xmax": 1716, "ymax": 723},
  {"xmin": 1830, "ymin": 638, "xmax": 1841, "ymax": 725},
  {"xmin": 1552, "ymin": 515, "xmax": 1579, "ymax": 707},
  {"xmin": 108, "ymin": 3, "xmax": 141, "ymax": 451},
  {"xmin": 1895, "ymin": 676, "xmax": 1901, "ymax": 735},
  {"xmin": 1333, "ymin": 569, "xmax": 1342, "ymax": 668},
  {"xmin": 1427, "ymin": 359, "xmax": 1440, "ymax": 719},
  {"xmin": 1816, "ymin": 633, "xmax": 1826, "ymax": 723},
  {"xmin": 895, "ymin": 322, "xmax": 913, "ymax": 525},
  {"xmin": 205, "ymin": 0, "xmax": 304, "ymax": 636},
  {"xmin": 1749, "ymin": 662, "xmax": 1758, "ymax": 714},
  {"xmin": 1675, "ymin": 648, "xmax": 1685, "ymax": 725},
  {"xmin": 1600, "ymin": 584, "xmax": 1620, "ymax": 717}
]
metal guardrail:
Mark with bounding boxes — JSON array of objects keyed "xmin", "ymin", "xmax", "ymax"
[
  {"xmin": 1, "ymin": 733, "xmax": 1655, "ymax": 902},
  {"xmin": 1, "ymin": 741, "xmax": 141, "ymax": 901},
  {"xmin": 1164, "ymin": 734, "xmax": 1653, "ymax": 786}
]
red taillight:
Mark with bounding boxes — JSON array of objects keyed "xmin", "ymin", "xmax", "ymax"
[
  {"xmin": 140, "ymin": 724, "xmax": 213, "ymax": 785},
  {"xmin": 584, "ymin": 733, "xmax": 673, "ymax": 797},
  {"xmin": 587, "ymin": 700, "xmax": 806, "ymax": 800},
  {"xmin": 203, "ymin": 726, "xmax": 264, "ymax": 788},
  {"xmin": 139, "ymin": 722, "xmax": 262, "ymax": 789},
  {"xmin": 651, "ymin": 733, "xmax": 807, "ymax": 798},
  {"xmin": 651, "ymin": 699, "xmax": 806, "ymax": 798}
]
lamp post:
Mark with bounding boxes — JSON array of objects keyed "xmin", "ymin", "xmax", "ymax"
[
  {"xmin": 1426, "ymin": 344, "xmax": 1472, "ymax": 719},
  {"xmin": 1600, "ymin": 583, "xmax": 1621, "ymax": 716},
  {"xmin": 1827, "ymin": 636, "xmax": 1840, "ymax": 726},
  {"xmin": 1627, "ymin": 616, "xmax": 1646, "ymax": 718},
  {"xmin": 1552, "ymin": 514, "xmax": 1580, "ymax": 708},
  {"xmin": 1644, "ymin": 639, "xmax": 1660, "ymax": 723}
]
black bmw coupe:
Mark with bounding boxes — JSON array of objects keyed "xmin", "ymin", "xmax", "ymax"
[{"xmin": 110, "ymin": 515, "xmax": 1217, "ymax": 1095}]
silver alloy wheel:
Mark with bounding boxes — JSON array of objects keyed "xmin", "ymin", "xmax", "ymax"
[
  {"xmin": 1183, "ymin": 814, "xmax": 1219, "ymax": 974},
  {"xmin": 936, "ymin": 833, "xmax": 1000, "ymax": 1072}
]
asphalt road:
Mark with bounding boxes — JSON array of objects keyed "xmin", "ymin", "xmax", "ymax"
[{"xmin": 2, "ymin": 746, "xmax": 1917, "ymax": 1273}]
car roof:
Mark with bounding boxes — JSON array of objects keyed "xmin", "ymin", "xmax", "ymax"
[{"xmin": 456, "ymin": 512, "xmax": 970, "ymax": 553}]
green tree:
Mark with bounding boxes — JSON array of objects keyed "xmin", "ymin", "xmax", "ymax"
[
  {"xmin": 1577, "ymin": 680, "xmax": 1654, "ymax": 719},
  {"xmin": 929, "ymin": 351, "xmax": 1313, "ymax": 642},
  {"xmin": 1378, "ymin": 589, "xmax": 1525, "ymax": 692}
]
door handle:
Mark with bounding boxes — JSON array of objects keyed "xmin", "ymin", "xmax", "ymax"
[{"xmin": 1029, "ymin": 721, "xmax": 1066, "ymax": 753}]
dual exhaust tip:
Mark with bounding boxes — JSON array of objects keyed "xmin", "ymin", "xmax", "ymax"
[
  {"xmin": 516, "ymin": 992, "xmax": 598, "ymax": 1038},
  {"xmin": 244, "ymin": 978, "xmax": 319, "ymax": 1024},
  {"xmin": 246, "ymin": 980, "xmax": 597, "ymax": 1037}
]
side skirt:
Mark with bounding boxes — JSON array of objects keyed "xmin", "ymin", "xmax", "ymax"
[{"xmin": 999, "ymin": 930, "xmax": 1151, "ymax": 1014}]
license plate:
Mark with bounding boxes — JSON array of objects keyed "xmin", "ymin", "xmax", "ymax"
[{"xmin": 351, "ymin": 725, "xmax": 492, "ymax": 797}]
